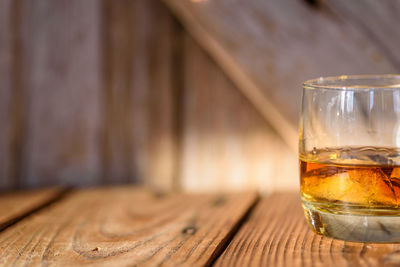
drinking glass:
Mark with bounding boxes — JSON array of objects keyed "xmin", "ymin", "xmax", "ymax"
[{"xmin": 300, "ymin": 74, "xmax": 400, "ymax": 242}]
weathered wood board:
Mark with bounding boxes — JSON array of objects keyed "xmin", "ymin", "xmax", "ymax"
[
  {"xmin": 162, "ymin": 0, "xmax": 398, "ymax": 150},
  {"xmin": 0, "ymin": 0, "xmax": 13, "ymax": 189},
  {"xmin": 0, "ymin": 188, "xmax": 64, "ymax": 230},
  {"xmin": 2, "ymin": 0, "xmax": 399, "ymax": 192},
  {"xmin": 0, "ymin": 187, "xmax": 258, "ymax": 266},
  {"xmin": 181, "ymin": 36, "xmax": 298, "ymax": 192},
  {"xmin": 18, "ymin": 0, "xmax": 103, "ymax": 187},
  {"xmin": 1, "ymin": 0, "xmax": 181, "ymax": 191},
  {"xmin": 325, "ymin": 0, "xmax": 400, "ymax": 70},
  {"xmin": 102, "ymin": 0, "xmax": 180, "ymax": 190},
  {"xmin": 216, "ymin": 192, "xmax": 400, "ymax": 267}
]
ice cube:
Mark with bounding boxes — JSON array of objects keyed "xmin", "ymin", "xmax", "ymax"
[{"xmin": 302, "ymin": 166, "xmax": 399, "ymax": 206}]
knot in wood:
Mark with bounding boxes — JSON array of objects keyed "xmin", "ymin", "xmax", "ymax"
[{"xmin": 182, "ymin": 225, "xmax": 197, "ymax": 235}]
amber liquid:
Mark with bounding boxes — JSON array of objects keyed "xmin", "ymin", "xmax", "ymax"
[{"xmin": 300, "ymin": 146, "xmax": 400, "ymax": 215}]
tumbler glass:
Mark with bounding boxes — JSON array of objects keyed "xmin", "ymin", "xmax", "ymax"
[{"xmin": 300, "ymin": 74, "xmax": 400, "ymax": 242}]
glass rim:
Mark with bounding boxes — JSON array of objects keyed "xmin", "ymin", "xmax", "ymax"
[{"xmin": 303, "ymin": 74, "xmax": 400, "ymax": 91}]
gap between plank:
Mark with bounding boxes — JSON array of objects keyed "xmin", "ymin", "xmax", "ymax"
[
  {"xmin": 0, "ymin": 188, "xmax": 71, "ymax": 232},
  {"xmin": 207, "ymin": 194, "xmax": 261, "ymax": 267}
]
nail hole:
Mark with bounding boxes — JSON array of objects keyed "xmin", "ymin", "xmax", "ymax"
[{"xmin": 182, "ymin": 225, "xmax": 197, "ymax": 235}]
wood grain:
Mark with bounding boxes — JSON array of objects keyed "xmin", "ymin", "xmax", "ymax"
[
  {"xmin": 215, "ymin": 192, "xmax": 400, "ymax": 267},
  {"xmin": 162, "ymin": 0, "xmax": 398, "ymax": 150},
  {"xmin": 102, "ymin": 0, "xmax": 180, "ymax": 190},
  {"xmin": 0, "ymin": 188, "xmax": 64, "ymax": 230},
  {"xmin": 181, "ymin": 36, "xmax": 298, "ymax": 192},
  {"xmin": 0, "ymin": 0, "xmax": 13, "ymax": 189},
  {"xmin": 19, "ymin": 0, "xmax": 102, "ymax": 187},
  {"xmin": 325, "ymin": 0, "xmax": 400, "ymax": 70},
  {"xmin": 0, "ymin": 187, "xmax": 258, "ymax": 266},
  {"xmin": 145, "ymin": 0, "xmax": 182, "ymax": 191},
  {"xmin": 101, "ymin": 0, "xmax": 135, "ymax": 184}
]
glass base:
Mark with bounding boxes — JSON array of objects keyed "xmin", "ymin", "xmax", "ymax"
[{"xmin": 302, "ymin": 201, "xmax": 400, "ymax": 242}]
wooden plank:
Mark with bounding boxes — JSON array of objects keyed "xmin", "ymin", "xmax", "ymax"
[
  {"xmin": 0, "ymin": 0, "xmax": 13, "ymax": 189},
  {"xmin": 102, "ymin": 0, "xmax": 180, "ymax": 190},
  {"xmin": 102, "ymin": 0, "xmax": 139, "ymax": 184},
  {"xmin": 145, "ymin": 0, "xmax": 182, "ymax": 191},
  {"xmin": 181, "ymin": 36, "xmax": 298, "ymax": 192},
  {"xmin": 19, "ymin": 0, "xmax": 102, "ymax": 187},
  {"xmin": 215, "ymin": 192, "xmax": 400, "ymax": 267},
  {"xmin": 0, "ymin": 187, "xmax": 258, "ymax": 266},
  {"xmin": 161, "ymin": 0, "xmax": 398, "ymax": 150},
  {"xmin": 324, "ymin": 0, "xmax": 400, "ymax": 70},
  {"xmin": 0, "ymin": 188, "xmax": 64, "ymax": 230}
]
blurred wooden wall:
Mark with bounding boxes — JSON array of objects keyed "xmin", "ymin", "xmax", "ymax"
[
  {"xmin": 1, "ymin": 0, "xmax": 398, "ymax": 192},
  {"xmin": 0, "ymin": 0, "xmax": 182, "ymax": 190}
]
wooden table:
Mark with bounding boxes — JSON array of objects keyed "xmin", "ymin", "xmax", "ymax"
[{"xmin": 1, "ymin": 187, "xmax": 400, "ymax": 266}]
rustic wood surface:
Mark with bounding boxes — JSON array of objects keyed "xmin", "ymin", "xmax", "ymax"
[
  {"xmin": 2, "ymin": 0, "xmax": 400, "ymax": 192},
  {"xmin": 0, "ymin": 187, "xmax": 257, "ymax": 266},
  {"xmin": 102, "ymin": 0, "xmax": 181, "ymax": 190},
  {"xmin": 0, "ymin": 0, "xmax": 302, "ymax": 192},
  {"xmin": 181, "ymin": 36, "xmax": 297, "ymax": 192},
  {"xmin": 143, "ymin": 0, "xmax": 182, "ymax": 191},
  {"xmin": 1, "ymin": 0, "xmax": 183, "ymax": 191},
  {"xmin": 17, "ymin": 0, "xmax": 103, "ymax": 187},
  {"xmin": 325, "ymin": 0, "xmax": 400, "ymax": 70},
  {"xmin": 0, "ymin": 0, "xmax": 13, "ymax": 189},
  {"xmin": 3, "ymin": 188, "xmax": 400, "ymax": 266},
  {"xmin": 102, "ymin": 0, "xmax": 138, "ymax": 185},
  {"xmin": 215, "ymin": 192, "xmax": 400, "ymax": 267},
  {"xmin": 162, "ymin": 0, "xmax": 399, "ymax": 150},
  {"xmin": 0, "ymin": 188, "xmax": 64, "ymax": 231}
]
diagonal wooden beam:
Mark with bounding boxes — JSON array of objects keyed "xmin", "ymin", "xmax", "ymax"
[{"xmin": 161, "ymin": 0, "xmax": 398, "ymax": 151}]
